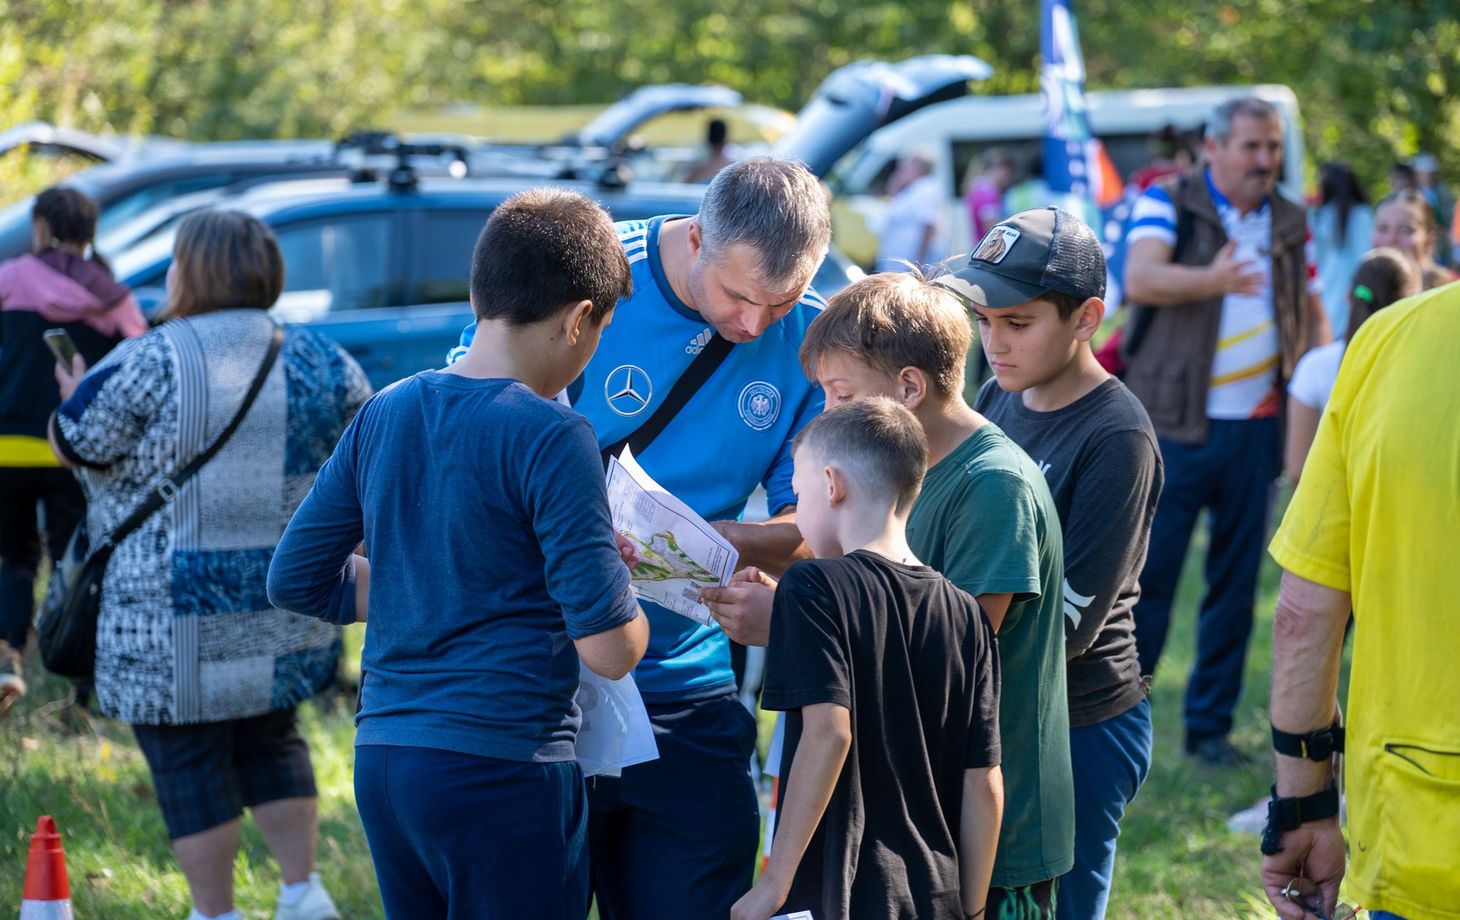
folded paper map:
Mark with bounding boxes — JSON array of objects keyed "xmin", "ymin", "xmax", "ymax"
[{"xmin": 606, "ymin": 448, "xmax": 738, "ymax": 626}]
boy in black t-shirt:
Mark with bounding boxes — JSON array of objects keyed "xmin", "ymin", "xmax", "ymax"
[
  {"xmin": 937, "ymin": 207, "xmax": 1163, "ymax": 920},
  {"xmin": 731, "ymin": 399, "xmax": 1003, "ymax": 920}
]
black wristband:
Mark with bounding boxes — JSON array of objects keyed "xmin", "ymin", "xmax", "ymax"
[
  {"xmin": 1272, "ymin": 719, "xmax": 1345, "ymax": 761},
  {"xmin": 1260, "ymin": 785, "xmax": 1340, "ymax": 855}
]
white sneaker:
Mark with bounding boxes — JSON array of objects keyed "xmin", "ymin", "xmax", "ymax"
[
  {"xmin": 1227, "ymin": 793, "xmax": 1348, "ymax": 836},
  {"xmin": 0, "ymin": 642, "xmax": 26, "ymax": 716},
  {"xmin": 273, "ymin": 873, "xmax": 339, "ymax": 920},
  {"xmin": 1226, "ymin": 796, "xmax": 1270, "ymax": 836}
]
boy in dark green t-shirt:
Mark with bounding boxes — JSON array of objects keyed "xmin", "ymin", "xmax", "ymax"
[{"xmin": 799, "ymin": 272, "xmax": 1072, "ymax": 916}]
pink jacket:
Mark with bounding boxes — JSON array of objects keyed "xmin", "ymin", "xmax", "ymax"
[{"xmin": 0, "ymin": 252, "xmax": 147, "ymax": 338}]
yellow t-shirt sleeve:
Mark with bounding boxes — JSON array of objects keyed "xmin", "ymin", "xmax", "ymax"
[
  {"xmin": 1268, "ymin": 340, "xmax": 1364, "ymax": 593},
  {"xmin": 1269, "ymin": 428, "xmax": 1351, "ymax": 591}
]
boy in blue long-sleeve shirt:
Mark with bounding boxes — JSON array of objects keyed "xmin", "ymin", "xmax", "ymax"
[{"xmin": 268, "ymin": 188, "xmax": 649, "ymax": 920}]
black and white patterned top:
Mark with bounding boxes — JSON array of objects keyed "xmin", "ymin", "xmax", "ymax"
[{"xmin": 53, "ymin": 309, "xmax": 371, "ymax": 725}]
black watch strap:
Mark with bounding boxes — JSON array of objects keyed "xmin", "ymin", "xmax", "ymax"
[
  {"xmin": 1272, "ymin": 719, "xmax": 1345, "ymax": 761},
  {"xmin": 1260, "ymin": 785, "xmax": 1340, "ymax": 855}
]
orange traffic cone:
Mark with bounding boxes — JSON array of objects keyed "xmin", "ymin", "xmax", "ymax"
[
  {"xmin": 760, "ymin": 775, "xmax": 780, "ymax": 874},
  {"xmin": 20, "ymin": 816, "xmax": 74, "ymax": 919}
]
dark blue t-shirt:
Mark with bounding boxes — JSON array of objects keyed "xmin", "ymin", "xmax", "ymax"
[
  {"xmin": 267, "ymin": 372, "xmax": 639, "ymax": 762},
  {"xmin": 452, "ymin": 217, "xmax": 827, "ymax": 701}
]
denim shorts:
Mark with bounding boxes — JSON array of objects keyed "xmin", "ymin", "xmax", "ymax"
[{"xmin": 132, "ymin": 707, "xmax": 317, "ymax": 839}]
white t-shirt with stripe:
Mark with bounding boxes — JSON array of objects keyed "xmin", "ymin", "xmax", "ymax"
[{"xmin": 1126, "ymin": 171, "xmax": 1319, "ymax": 419}]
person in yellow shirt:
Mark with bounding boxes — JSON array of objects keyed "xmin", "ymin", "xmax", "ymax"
[{"xmin": 1261, "ymin": 281, "xmax": 1460, "ymax": 920}]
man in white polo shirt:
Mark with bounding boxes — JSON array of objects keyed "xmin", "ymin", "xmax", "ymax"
[{"xmin": 1119, "ymin": 97, "xmax": 1330, "ymax": 766}]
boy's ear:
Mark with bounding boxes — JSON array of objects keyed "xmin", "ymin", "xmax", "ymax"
[
  {"xmin": 896, "ymin": 366, "xmax": 931, "ymax": 410},
  {"xmin": 562, "ymin": 299, "xmax": 595, "ymax": 346},
  {"xmin": 823, "ymin": 463, "xmax": 848, "ymax": 506},
  {"xmin": 1073, "ymin": 296, "xmax": 1105, "ymax": 343}
]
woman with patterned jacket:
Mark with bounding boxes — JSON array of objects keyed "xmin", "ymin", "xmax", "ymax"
[
  {"xmin": 0, "ymin": 186, "xmax": 146, "ymax": 711},
  {"xmin": 48, "ymin": 210, "xmax": 372, "ymax": 920}
]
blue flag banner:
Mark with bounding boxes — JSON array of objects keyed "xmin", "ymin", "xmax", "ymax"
[
  {"xmin": 1041, "ymin": 0, "xmax": 1126, "ymax": 298},
  {"xmin": 1040, "ymin": 0, "xmax": 1105, "ymax": 226}
]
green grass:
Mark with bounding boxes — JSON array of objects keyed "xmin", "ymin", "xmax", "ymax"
[
  {"xmin": 1, "ymin": 518, "xmax": 1342, "ymax": 918},
  {"xmin": 0, "ymin": 628, "xmax": 377, "ymax": 918},
  {"xmin": 1108, "ymin": 519, "xmax": 1278, "ymax": 919},
  {"xmin": 1111, "ymin": 500, "xmax": 1355, "ymax": 919}
]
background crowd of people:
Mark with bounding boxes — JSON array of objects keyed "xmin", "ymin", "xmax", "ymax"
[{"xmin": 1, "ymin": 91, "xmax": 1456, "ymax": 920}]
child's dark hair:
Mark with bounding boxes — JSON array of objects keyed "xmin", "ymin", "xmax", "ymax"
[
  {"xmin": 1152, "ymin": 124, "xmax": 1183, "ymax": 159},
  {"xmin": 1037, "ymin": 289, "xmax": 1088, "ymax": 320},
  {"xmin": 793, "ymin": 398, "xmax": 929, "ymax": 514},
  {"xmin": 800, "ymin": 270, "xmax": 971, "ymax": 395},
  {"xmin": 32, "ymin": 187, "xmax": 100, "ymax": 247},
  {"xmin": 1319, "ymin": 162, "xmax": 1369, "ymax": 247},
  {"xmin": 33, "ymin": 186, "xmax": 112, "ymax": 273},
  {"xmin": 469, "ymin": 188, "xmax": 632, "ymax": 325},
  {"xmin": 1345, "ymin": 247, "xmax": 1419, "ymax": 342}
]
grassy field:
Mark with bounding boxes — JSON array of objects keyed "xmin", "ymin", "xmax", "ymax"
[{"xmin": 1, "ymin": 517, "xmax": 1343, "ymax": 918}]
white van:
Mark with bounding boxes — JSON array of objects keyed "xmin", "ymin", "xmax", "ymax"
[{"xmin": 825, "ymin": 84, "xmax": 1305, "ymax": 267}]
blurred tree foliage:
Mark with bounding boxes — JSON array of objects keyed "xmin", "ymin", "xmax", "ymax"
[{"xmin": 3, "ymin": 0, "xmax": 1457, "ymax": 196}]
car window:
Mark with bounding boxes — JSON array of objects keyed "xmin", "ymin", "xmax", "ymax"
[
  {"xmin": 0, "ymin": 197, "xmax": 36, "ymax": 259},
  {"xmin": 950, "ymin": 138, "xmax": 1044, "ymax": 197},
  {"xmin": 272, "ymin": 214, "xmax": 391, "ymax": 321},
  {"xmin": 415, "ymin": 212, "xmax": 491, "ymax": 304},
  {"xmin": 97, "ymin": 174, "xmax": 236, "ymax": 233},
  {"xmin": 113, "ymin": 228, "xmax": 176, "ymax": 289},
  {"xmin": 824, "ymin": 142, "xmax": 910, "ymax": 199},
  {"xmin": 1099, "ymin": 132, "xmax": 1181, "ymax": 181},
  {"xmin": 861, "ymin": 157, "xmax": 901, "ymax": 197},
  {"xmin": 949, "ymin": 130, "xmax": 1207, "ymax": 199}
]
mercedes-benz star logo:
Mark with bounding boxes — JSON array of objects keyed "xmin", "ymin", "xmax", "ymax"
[{"xmin": 605, "ymin": 364, "xmax": 653, "ymax": 417}]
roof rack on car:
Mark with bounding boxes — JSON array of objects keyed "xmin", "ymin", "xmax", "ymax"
[{"xmin": 334, "ymin": 131, "xmax": 472, "ymax": 190}]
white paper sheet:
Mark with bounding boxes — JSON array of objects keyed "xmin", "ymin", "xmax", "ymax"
[{"xmin": 573, "ymin": 662, "xmax": 658, "ymax": 778}]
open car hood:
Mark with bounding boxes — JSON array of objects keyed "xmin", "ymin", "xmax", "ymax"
[
  {"xmin": 572, "ymin": 84, "xmax": 745, "ymax": 147},
  {"xmin": 774, "ymin": 55, "xmax": 994, "ymax": 177},
  {"xmin": 0, "ymin": 122, "xmax": 125, "ymax": 162},
  {"xmin": 0, "ymin": 121, "xmax": 189, "ymax": 163}
]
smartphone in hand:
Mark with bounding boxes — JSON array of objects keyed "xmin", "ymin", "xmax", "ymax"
[{"xmin": 42, "ymin": 328, "xmax": 78, "ymax": 369}]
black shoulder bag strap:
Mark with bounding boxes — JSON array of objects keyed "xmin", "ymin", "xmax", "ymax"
[
  {"xmin": 600, "ymin": 333, "xmax": 734, "ymax": 468},
  {"xmin": 1124, "ymin": 173, "xmax": 1194, "ymax": 360},
  {"xmin": 94, "ymin": 323, "xmax": 285, "ymax": 556}
]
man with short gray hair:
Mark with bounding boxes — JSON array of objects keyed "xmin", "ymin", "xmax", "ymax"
[
  {"xmin": 1121, "ymin": 96, "xmax": 1331, "ymax": 766},
  {"xmin": 697, "ymin": 156, "xmax": 831, "ymax": 298},
  {"xmin": 452, "ymin": 155, "xmax": 832, "ymax": 918}
]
